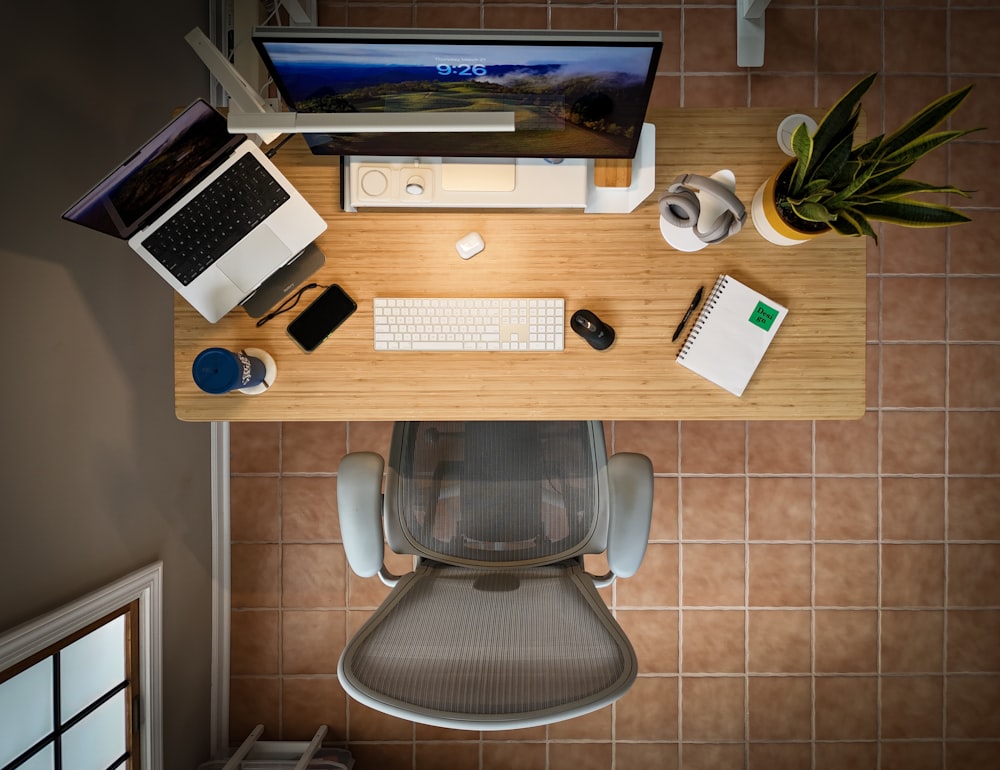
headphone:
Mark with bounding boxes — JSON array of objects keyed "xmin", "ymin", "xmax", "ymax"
[{"xmin": 658, "ymin": 173, "xmax": 746, "ymax": 245}]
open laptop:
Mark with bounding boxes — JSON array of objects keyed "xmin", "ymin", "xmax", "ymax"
[{"xmin": 62, "ymin": 99, "xmax": 327, "ymax": 323}]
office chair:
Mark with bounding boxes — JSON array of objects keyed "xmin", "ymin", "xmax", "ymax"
[{"xmin": 335, "ymin": 421, "xmax": 654, "ymax": 731}]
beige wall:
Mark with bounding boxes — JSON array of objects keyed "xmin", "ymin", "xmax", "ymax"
[{"xmin": 0, "ymin": 2, "xmax": 215, "ymax": 768}]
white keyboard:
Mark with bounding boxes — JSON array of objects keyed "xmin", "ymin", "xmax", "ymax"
[{"xmin": 373, "ymin": 297, "xmax": 565, "ymax": 351}]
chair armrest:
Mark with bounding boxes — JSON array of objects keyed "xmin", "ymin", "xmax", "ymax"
[
  {"xmin": 606, "ymin": 452, "xmax": 653, "ymax": 579},
  {"xmin": 337, "ymin": 452, "xmax": 386, "ymax": 578}
]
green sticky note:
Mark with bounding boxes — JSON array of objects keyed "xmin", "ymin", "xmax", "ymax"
[{"xmin": 749, "ymin": 301, "xmax": 779, "ymax": 331}]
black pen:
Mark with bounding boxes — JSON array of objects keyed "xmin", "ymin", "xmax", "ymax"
[{"xmin": 671, "ymin": 285, "xmax": 705, "ymax": 342}]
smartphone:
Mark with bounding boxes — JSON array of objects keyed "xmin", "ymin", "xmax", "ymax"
[{"xmin": 286, "ymin": 284, "xmax": 358, "ymax": 352}]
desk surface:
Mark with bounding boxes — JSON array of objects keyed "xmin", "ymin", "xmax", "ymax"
[{"xmin": 174, "ymin": 108, "xmax": 866, "ymax": 422}]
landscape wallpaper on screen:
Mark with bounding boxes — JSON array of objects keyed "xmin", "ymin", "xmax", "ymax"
[{"xmin": 262, "ymin": 41, "xmax": 658, "ymax": 158}]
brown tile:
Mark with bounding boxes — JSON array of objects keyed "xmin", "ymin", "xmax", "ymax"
[
  {"xmin": 815, "ymin": 610, "xmax": 878, "ymax": 673},
  {"xmin": 616, "ymin": 610, "xmax": 678, "ymax": 674},
  {"xmin": 881, "ymin": 742, "xmax": 944, "ymax": 770},
  {"xmin": 881, "ymin": 344, "xmax": 947, "ymax": 408},
  {"xmin": 956, "ymin": 75, "xmax": 1000, "ymax": 144},
  {"xmin": 882, "ymin": 411, "xmax": 946, "ymax": 475},
  {"xmin": 815, "ymin": 742, "xmax": 878, "ymax": 770},
  {"xmin": 881, "ymin": 277, "xmax": 947, "ymax": 341},
  {"xmin": 618, "ymin": 7, "xmax": 682, "ymax": 73},
  {"xmin": 549, "ymin": 742, "xmax": 613, "ymax": 770},
  {"xmin": 650, "ymin": 477, "xmax": 679, "ymax": 541},
  {"xmin": 281, "ymin": 676, "xmax": 347, "ymax": 742},
  {"xmin": 649, "ymin": 74, "xmax": 682, "ymax": 109},
  {"xmin": 948, "ymin": 544, "xmax": 1000, "ymax": 607},
  {"xmin": 681, "ymin": 676, "xmax": 745, "ymax": 741},
  {"xmin": 617, "ymin": 543, "xmax": 678, "ymax": 608},
  {"xmin": 346, "ymin": 420, "xmax": 394, "ymax": 455},
  {"xmin": 613, "ymin": 421, "xmax": 678, "ymax": 474},
  {"xmin": 866, "ymin": 343, "xmax": 879, "ymax": 407},
  {"xmin": 815, "ymin": 477, "xmax": 878, "ymax": 540},
  {"xmin": 230, "ymin": 476, "xmax": 280, "ymax": 541},
  {"xmin": 880, "ymin": 211, "xmax": 948, "ymax": 274},
  {"xmin": 682, "ymin": 75, "xmax": 750, "ymax": 108},
  {"xmin": 231, "ymin": 543, "xmax": 280, "ymax": 609},
  {"xmin": 950, "ymin": 276, "xmax": 1000, "ymax": 341},
  {"xmin": 946, "ymin": 674, "xmax": 1000, "ymax": 738},
  {"xmin": 550, "ymin": 4, "xmax": 613, "ymax": 30},
  {"xmin": 681, "ymin": 610, "xmax": 745, "ymax": 674},
  {"xmin": 747, "ymin": 421, "xmax": 813, "ymax": 475},
  {"xmin": 230, "ymin": 610, "xmax": 278, "ymax": 675},
  {"xmin": 348, "ymin": 549, "xmax": 413, "ymax": 608},
  {"xmin": 345, "ymin": 4, "xmax": 412, "ymax": 27},
  {"xmin": 815, "ymin": 543, "xmax": 878, "ymax": 607},
  {"xmin": 882, "ymin": 610, "xmax": 944, "ymax": 673},
  {"xmin": 748, "ymin": 544, "xmax": 811, "ymax": 607},
  {"xmin": 415, "ymin": 741, "xmax": 480, "ymax": 770},
  {"xmin": 882, "ymin": 477, "xmax": 945, "ymax": 541},
  {"xmin": 948, "ymin": 478, "xmax": 1000, "ymax": 540},
  {"xmin": 814, "ymin": 676, "xmax": 877, "ymax": 739},
  {"xmin": 414, "ymin": 4, "xmax": 480, "ymax": 28},
  {"xmin": 950, "ymin": 210, "xmax": 1000, "ymax": 274},
  {"xmin": 229, "ymin": 676, "xmax": 280, "ymax": 741},
  {"xmin": 759, "ymin": 9, "xmax": 816, "ymax": 73},
  {"xmin": 682, "ymin": 477, "xmax": 746, "ymax": 541},
  {"xmin": 947, "ymin": 610, "xmax": 1000, "ymax": 673},
  {"xmin": 281, "ymin": 476, "xmax": 341, "ymax": 542},
  {"xmin": 945, "ymin": 742, "xmax": 1000, "ymax": 770},
  {"xmin": 884, "ymin": 10, "xmax": 948, "ymax": 73},
  {"xmin": 281, "ymin": 609, "xmax": 345, "ymax": 674},
  {"xmin": 414, "ymin": 721, "xmax": 475, "ymax": 742},
  {"xmin": 818, "ymin": 9, "xmax": 882, "ymax": 72},
  {"xmin": 682, "ymin": 543, "xmax": 745, "ymax": 607},
  {"xmin": 281, "ymin": 543, "xmax": 347, "ymax": 608},
  {"xmin": 951, "ymin": 143, "xmax": 1000, "ymax": 210},
  {"xmin": 230, "ymin": 422, "xmax": 280, "ymax": 473},
  {"xmin": 748, "ymin": 477, "xmax": 812, "ymax": 541},
  {"xmin": 615, "ymin": 742, "xmax": 679, "ymax": 770},
  {"xmin": 679, "ymin": 421, "xmax": 745, "ymax": 474},
  {"xmin": 882, "ymin": 675, "xmax": 944, "ymax": 739},
  {"xmin": 748, "ymin": 610, "xmax": 811, "ymax": 674},
  {"xmin": 678, "ymin": 743, "xmax": 744, "ymax": 770},
  {"xmin": 950, "ymin": 9, "xmax": 1000, "ymax": 74},
  {"xmin": 348, "ymin": 697, "xmax": 414, "ymax": 741},
  {"xmin": 815, "ymin": 411, "xmax": 878, "ymax": 474},
  {"xmin": 748, "ymin": 676, "xmax": 811, "ymax": 740},
  {"xmin": 882, "ymin": 544, "xmax": 945, "ymax": 607},
  {"xmin": 281, "ymin": 421, "xmax": 347, "ymax": 473},
  {"xmin": 684, "ymin": 8, "xmax": 742, "ymax": 73},
  {"xmin": 949, "ymin": 411, "xmax": 1000, "ymax": 475},
  {"xmin": 867, "ymin": 276, "xmax": 880, "ymax": 343},
  {"xmin": 547, "ymin": 704, "xmax": 611, "ymax": 741},
  {"xmin": 481, "ymin": 741, "xmax": 546, "ymax": 770},
  {"xmin": 748, "ymin": 743, "xmax": 812, "ymax": 770},
  {"xmin": 950, "ymin": 345, "xmax": 1000, "ymax": 408}
]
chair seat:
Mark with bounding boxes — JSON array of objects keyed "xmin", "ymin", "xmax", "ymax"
[{"xmin": 338, "ymin": 559, "xmax": 637, "ymax": 730}]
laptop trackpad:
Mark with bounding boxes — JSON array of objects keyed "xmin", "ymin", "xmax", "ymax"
[{"xmin": 216, "ymin": 226, "xmax": 291, "ymax": 293}]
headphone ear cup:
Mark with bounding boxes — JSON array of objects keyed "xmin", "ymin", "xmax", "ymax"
[{"xmin": 658, "ymin": 187, "xmax": 701, "ymax": 228}]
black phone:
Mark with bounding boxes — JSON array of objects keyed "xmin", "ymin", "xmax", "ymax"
[{"xmin": 286, "ymin": 284, "xmax": 358, "ymax": 352}]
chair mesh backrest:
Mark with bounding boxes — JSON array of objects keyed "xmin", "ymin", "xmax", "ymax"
[
  {"xmin": 388, "ymin": 421, "xmax": 602, "ymax": 565},
  {"xmin": 340, "ymin": 561, "xmax": 636, "ymax": 724}
]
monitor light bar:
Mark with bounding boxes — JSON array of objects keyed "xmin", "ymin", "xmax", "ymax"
[{"xmin": 227, "ymin": 111, "xmax": 516, "ymax": 135}]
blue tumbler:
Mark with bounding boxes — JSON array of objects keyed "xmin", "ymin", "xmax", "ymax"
[{"xmin": 192, "ymin": 348, "xmax": 267, "ymax": 394}]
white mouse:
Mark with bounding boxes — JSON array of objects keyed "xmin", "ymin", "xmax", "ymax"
[{"xmin": 456, "ymin": 231, "xmax": 485, "ymax": 259}]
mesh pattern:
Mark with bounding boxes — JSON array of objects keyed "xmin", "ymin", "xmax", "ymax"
[
  {"xmin": 341, "ymin": 561, "xmax": 635, "ymax": 720},
  {"xmin": 392, "ymin": 422, "xmax": 600, "ymax": 564}
]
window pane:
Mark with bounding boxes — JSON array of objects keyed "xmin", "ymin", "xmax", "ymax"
[
  {"xmin": 60, "ymin": 615, "xmax": 126, "ymax": 722},
  {"xmin": 0, "ymin": 659, "xmax": 54, "ymax": 766},
  {"xmin": 19, "ymin": 743, "xmax": 55, "ymax": 770},
  {"xmin": 61, "ymin": 690, "xmax": 126, "ymax": 770}
]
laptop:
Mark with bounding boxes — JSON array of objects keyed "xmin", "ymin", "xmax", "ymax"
[{"xmin": 62, "ymin": 99, "xmax": 327, "ymax": 323}]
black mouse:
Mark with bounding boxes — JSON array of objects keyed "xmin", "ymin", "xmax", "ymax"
[{"xmin": 571, "ymin": 309, "xmax": 615, "ymax": 350}]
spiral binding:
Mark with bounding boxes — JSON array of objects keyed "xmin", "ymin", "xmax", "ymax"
[{"xmin": 677, "ymin": 274, "xmax": 729, "ymax": 359}]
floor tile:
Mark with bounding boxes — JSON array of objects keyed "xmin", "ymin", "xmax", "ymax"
[
  {"xmin": 815, "ymin": 609, "xmax": 878, "ymax": 673},
  {"xmin": 814, "ymin": 676, "xmax": 878, "ymax": 740},
  {"xmin": 747, "ymin": 609, "xmax": 811, "ymax": 673},
  {"xmin": 682, "ymin": 476, "xmax": 746, "ymax": 540},
  {"xmin": 815, "ymin": 476, "xmax": 878, "ymax": 540},
  {"xmin": 681, "ymin": 609, "xmax": 745, "ymax": 673},
  {"xmin": 749, "ymin": 543, "xmax": 811, "ymax": 607},
  {"xmin": 749, "ymin": 476, "xmax": 812, "ymax": 541},
  {"xmin": 747, "ymin": 675, "xmax": 811, "ymax": 740},
  {"xmin": 881, "ymin": 609, "xmax": 944, "ymax": 673},
  {"xmin": 680, "ymin": 676, "xmax": 745, "ymax": 741},
  {"xmin": 881, "ymin": 676, "xmax": 945, "ymax": 739}
]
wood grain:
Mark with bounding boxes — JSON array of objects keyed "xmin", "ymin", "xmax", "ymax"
[{"xmin": 174, "ymin": 108, "xmax": 866, "ymax": 422}]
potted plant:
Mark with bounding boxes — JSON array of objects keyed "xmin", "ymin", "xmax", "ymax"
[{"xmin": 751, "ymin": 73, "xmax": 979, "ymax": 245}]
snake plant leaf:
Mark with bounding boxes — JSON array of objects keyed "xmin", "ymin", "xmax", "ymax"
[
  {"xmin": 876, "ymin": 84, "xmax": 975, "ymax": 158},
  {"xmin": 856, "ymin": 199, "xmax": 972, "ymax": 226},
  {"xmin": 868, "ymin": 178, "xmax": 971, "ymax": 199},
  {"xmin": 790, "ymin": 200, "xmax": 837, "ymax": 223},
  {"xmin": 852, "ymin": 134, "xmax": 884, "ymax": 160},
  {"xmin": 884, "ymin": 129, "xmax": 981, "ymax": 166},
  {"xmin": 833, "ymin": 208, "xmax": 878, "ymax": 240},
  {"xmin": 806, "ymin": 73, "xmax": 876, "ymax": 176}
]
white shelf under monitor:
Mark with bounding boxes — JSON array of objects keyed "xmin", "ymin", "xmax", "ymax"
[{"xmin": 340, "ymin": 123, "xmax": 656, "ymax": 214}]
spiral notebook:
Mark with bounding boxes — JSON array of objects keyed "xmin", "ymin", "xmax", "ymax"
[{"xmin": 676, "ymin": 274, "xmax": 788, "ymax": 397}]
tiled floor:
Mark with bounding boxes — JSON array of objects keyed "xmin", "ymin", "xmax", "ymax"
[{"xmin": 227, "ymin": 0, "xmax": 1000, "ymax": 767}]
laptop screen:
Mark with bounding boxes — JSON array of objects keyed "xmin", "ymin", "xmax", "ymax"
[{"xmin": 62, "ymin": 99, "xmax": 244, "ymax": 239}]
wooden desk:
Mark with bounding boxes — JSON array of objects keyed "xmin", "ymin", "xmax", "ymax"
[{"xmin": 174, "ymin": 108, "xmax": 866, "ymax": 422}]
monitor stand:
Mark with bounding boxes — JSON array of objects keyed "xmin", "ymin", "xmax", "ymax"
[{"xmin": 340, "ymin": 123, "xmax": 656, "ymax": 214}]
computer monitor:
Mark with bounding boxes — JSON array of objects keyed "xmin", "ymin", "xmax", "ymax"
[{"xmin": 251, "ymin": 27, "xmax": 662, "ymax": 161}]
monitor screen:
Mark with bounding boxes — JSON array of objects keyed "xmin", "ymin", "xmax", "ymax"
[{"xmin": 252, "ymin": 27, "xmax": 662, "ymax": 159}]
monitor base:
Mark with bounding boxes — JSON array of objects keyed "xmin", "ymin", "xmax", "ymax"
[{"xmin": 340, "ymin": 123, "xmax": 656, "ymax": 214}]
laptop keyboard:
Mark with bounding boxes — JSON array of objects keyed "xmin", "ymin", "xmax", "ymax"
[{"xmin": 141, "ymin": 153, "xmax": 290, "ymax": 286}]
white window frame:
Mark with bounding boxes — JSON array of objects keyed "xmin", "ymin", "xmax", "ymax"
[{"xmin": 0, "ymin": 562, "xmax": 163, "ymax": 770}]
